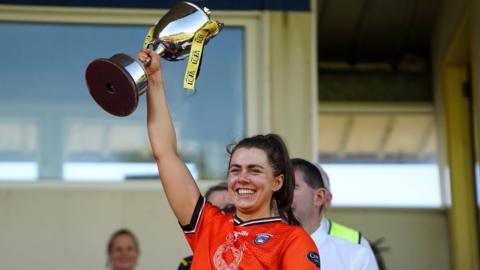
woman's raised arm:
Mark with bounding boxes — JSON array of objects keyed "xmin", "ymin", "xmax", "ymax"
[{"xmin": 138, "ymin": 48, "xmax": 201, "ymax": 225}]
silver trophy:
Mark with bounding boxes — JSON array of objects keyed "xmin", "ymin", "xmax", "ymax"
[{"xmin": 85, "ymin": 1, "xmax": 223, "ymax": 116}]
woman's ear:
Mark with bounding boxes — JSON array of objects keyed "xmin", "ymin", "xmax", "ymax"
[{"xmin": 272, "ymin": 175, "xmax": 284, "ymax": 192}]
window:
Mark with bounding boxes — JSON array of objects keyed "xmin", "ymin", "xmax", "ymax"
[
  {"xmin": 0, "ymin": 22, "xmax": 245, "ymax": 181},
  {"xmin": 323, "ymin": 163, "xmax": 440, "ymax": 207},
  {"xmin": 318, "ymin": 104, "xmax": 441, "ymax": 207}
]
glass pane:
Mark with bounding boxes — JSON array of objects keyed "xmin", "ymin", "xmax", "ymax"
[
  {"xmin": 323, "ymin": 163, "xmax": 441, "ymax": 208},
  {"xmin": 318, "ymin": 110, "xmax": 441, "ymax": 207},
  {"xmin": 0, "ymin": 22, "xmax": 244, "ymax": 181}
]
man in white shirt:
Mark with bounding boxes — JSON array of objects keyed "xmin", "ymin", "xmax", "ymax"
[{"xmin": 291, "ymin": 158, "xmax": 379, "ymax": 270}]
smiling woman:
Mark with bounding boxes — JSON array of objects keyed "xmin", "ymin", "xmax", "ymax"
[
  {"xmin": 106, "ymin": 229, "xmax": 140, "ymax": 270},
  {"xmin": 140, "ymin": 47, "xmax": 320, "ymax": 269},
  {"xmin": 227, "ymin": 135, "xmax": 299, "ymax": 224}
]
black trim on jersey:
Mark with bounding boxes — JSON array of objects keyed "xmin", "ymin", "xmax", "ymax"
[
  {"xmin": 234, "ymin": 215, "xmax": 284, "ymax": 227},
  {"xmin": 357, "ymin": 232, "xmax": 362, "ymax": 245},
  {"xmin": 181, "ymin": 196, "xmax": 205, "ymax": 234}
]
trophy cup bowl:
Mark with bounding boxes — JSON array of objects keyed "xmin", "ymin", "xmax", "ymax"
[{"xmin": 85, "ymin": 1, "xmax": 223, "ymax": 116}]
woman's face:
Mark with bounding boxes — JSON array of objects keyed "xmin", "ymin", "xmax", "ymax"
[
  {"xmin": 227, "ymin": 147, "xmax": 283, "ymax": 220},
  {"xmin": 108, "ymin": 234, "xmax": 139, "ymax": 270}
]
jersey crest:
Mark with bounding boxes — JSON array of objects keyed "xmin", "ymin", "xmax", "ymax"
[
  {"xmin": 213, "ymin": 231, "xmax": 247, "ymax": 270},
  {"xmin": 254, "ymin": 233, "xmax": 272, "ymax": 245}
]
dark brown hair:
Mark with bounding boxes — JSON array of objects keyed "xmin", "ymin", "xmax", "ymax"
[{"xmin": 291, "ymin": 158, "xmax": 326, "ymax": 189}]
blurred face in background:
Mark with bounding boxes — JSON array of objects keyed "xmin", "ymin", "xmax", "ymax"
[
  {"xmin": 108, "ymin": 234, "xmax": 139, "ymax": 270},
  {"xmin": 292, "ymin": 168, "xmax": 329, "ymax": 234},
  {"xmin": 292, "ymin": 169, "xmax": 317, "ymax": 225},
  {"xmin": 207, "ymin": 190, "xmax": 233, "ymax": 210}
]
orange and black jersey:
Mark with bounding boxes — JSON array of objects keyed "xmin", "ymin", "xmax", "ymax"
[{"xmin": 181, "ymin": 196, "xmax": 320, "ymax": 270}]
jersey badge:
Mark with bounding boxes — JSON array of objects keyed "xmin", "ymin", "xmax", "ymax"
[{"xmin": 254, "ymin": 233, "xmax": 272, "ymax": 245}]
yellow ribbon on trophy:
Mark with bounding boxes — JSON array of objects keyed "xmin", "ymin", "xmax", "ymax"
[
  {"xmin": 142, "ymin": 21, "xmax": 220, "ymax": 91},
  {"xmin": 183, "ymin": 20, "xmax": 220, "ymax": 91},
  {"xmin": 143, "ymin": 26, "xmax": 155, "ymax": 49}
]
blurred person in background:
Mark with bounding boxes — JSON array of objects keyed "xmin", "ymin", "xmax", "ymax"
[
  {"xmin": 204, "ymin": 181, "xmax": 235, "ymax": 213},
  {"xmin": 106, "ymin": 228, "xmax": 140, "ymax": 270},
  {"xmin": 291, "ymin": 158, "xmax": 379, "ymax": 270}
]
